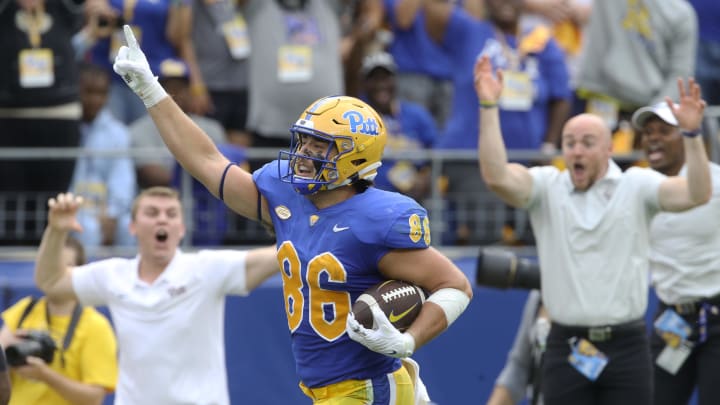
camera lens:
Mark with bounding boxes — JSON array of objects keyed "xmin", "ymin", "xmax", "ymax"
[
  {"xmin": 476, "ymin": 248, "xmax": 541, "ymax": 290},
  {"xmin": 4, "ymin": 331, "xmax": 56, "ymax": 367},
  {"xmin": 6, "ymin": 341, "xmax": 43, "ymax": 367}
]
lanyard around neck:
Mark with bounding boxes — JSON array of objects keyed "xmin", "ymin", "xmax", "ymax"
[
  {"xmin": 25, "ymin": 2, "xmax": 45, "ymax": 48},
  {"xmin": 493, "ymin": 27, "xmax": 523, "ymax": 71},
  {"xmin": 45, "ymin": 302, "xmax": 83, "ymax": 368}
]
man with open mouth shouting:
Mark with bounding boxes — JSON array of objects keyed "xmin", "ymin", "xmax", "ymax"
[
  {"xmin": 474, "ymin": 53, "xmax": 711, "ymax": 405},
  {"xmin": 632, "ymin": 102, "xmax": 720, "ymax": 405},
  {"xmin": 33, "ymin": 187, "xmax": 280, "ymax": 405},
  {"xmin": 111, "ymin": 24, "xmax": 473, "ymax": 405}
]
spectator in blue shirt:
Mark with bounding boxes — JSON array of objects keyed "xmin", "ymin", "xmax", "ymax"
[
  {"xmin": 427, "ymin": 0, "xmax": 571, "ymax": 152},
  {"xmin": 424, "ymin": 0, "xmax": 571, "ymax": 245},
  {"xmin": 360, "ymin": 51, "xmax": 438, "ymax": 202},
  {"xmin": 70, "ymin": 62, "xmax": 136, "ymax": 248},
  {"xmin": 383, "ymin": 0, "xmax": 456, "ymax": 130}
]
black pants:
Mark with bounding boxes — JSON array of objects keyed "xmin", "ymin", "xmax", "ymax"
[
  {"xmin": 542, "ymin": 321, "xmax": 653, "ymax": 405},
  {"xmin": 651, "ymin": 303, "xmax": 720, "ymax": 405}
]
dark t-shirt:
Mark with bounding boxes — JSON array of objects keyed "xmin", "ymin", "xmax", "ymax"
[{"xmin": 0, "ymin": 1, "xmax": 83, "ymax": 108}]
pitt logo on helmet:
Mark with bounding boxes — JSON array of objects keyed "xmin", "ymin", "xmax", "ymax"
[{"xmin": 343, "ymin": 111, "xmax": 379, "ymax": 136}]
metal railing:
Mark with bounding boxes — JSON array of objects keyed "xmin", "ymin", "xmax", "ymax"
[{"xmin": 0, "ymin": 110, "xmax": 717, "ymax": 257}]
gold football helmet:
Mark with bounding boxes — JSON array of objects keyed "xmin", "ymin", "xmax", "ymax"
[{"xmin": 279, "ymin": 96, "xmax": 387, "ymax": 195}]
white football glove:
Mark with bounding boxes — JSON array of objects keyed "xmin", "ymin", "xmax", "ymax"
[
  {"xmin": 112, "ymin": 25, "xmax": 167, "ymax": 108},
  {"xmin": 346, "ymin": 304, "xmax": 415, "ymax": 359}
]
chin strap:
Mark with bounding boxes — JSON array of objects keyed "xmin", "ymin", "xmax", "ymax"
[{"xmin": 325, "ymin": 162, "xmax": 382, "ymax": 191}]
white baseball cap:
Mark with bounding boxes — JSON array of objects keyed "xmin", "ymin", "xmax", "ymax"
[{"xmin": 631, "ymin": 102, "xmax": 678, "ymax": 129}]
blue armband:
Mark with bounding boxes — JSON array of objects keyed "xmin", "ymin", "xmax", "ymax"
[{"xmin": 219, "ymin": 162, "xmax": 236, "ymax": 201}]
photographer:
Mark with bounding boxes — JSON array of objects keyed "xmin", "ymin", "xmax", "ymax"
[
  {"xmin": 476, "ymin": 249, "xmax": 546, "ymax": 405},
  {"xmin": 0, "ymin": 236, "xmax": 117, "ymax": 405}
]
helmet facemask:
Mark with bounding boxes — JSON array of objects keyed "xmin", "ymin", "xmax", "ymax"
[
  {"xmin": 279, "ymin": 128, "xmax": 351, "ymax": 194},
  {"xmin": 278, "ymin": 96, "xmax": 386, "ymax": 195}
]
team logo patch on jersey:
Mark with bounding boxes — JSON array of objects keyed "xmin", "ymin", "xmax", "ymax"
[
  {"xmin": 309, "ymin": 215, "xmax": 319, "ymax": 226},
  {"xmin": 343, "ymin": 110, "xmax": 379, "ymax": 135},
  {"xmin": 275, "ymin": 205, "xmax": 292, "ymax": 220}
]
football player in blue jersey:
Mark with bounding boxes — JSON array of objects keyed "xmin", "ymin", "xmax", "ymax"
[{"xmin": 113, "ymin": 26, "xmax": 473, "ymax": 404}]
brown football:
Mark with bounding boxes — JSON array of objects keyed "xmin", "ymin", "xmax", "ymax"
[{"xmin": 351, "ymin": 280, "xmax": 427, "ymax": 332}]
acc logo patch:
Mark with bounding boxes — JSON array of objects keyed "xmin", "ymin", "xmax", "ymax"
[
  {"xmin": 343, "ymin": 110, "xmax": 379, "ymax": 135},
  {"xmin": 275, "ymin": 205, "xmax": 292, "ymax": 220}
]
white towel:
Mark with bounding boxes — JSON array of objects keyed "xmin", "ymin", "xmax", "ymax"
[{"xmin": 401, "ymin": 357, "xmax": 431, "ymax": 405}]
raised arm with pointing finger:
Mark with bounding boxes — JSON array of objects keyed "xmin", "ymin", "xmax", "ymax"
[{"xmin": 113, "ymin": 26, "xmax": 262, "ymax": 221}]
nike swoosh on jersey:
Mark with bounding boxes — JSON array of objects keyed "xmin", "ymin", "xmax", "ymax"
[
  {"xmin": 388, "ymin": 303, "xmax": 418, "ymax": 323},
  {"xmin": 333, "ymin": 224, "xmax": 350, "ymax": 232}
]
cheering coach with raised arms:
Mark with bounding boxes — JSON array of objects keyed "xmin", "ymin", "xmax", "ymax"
[{"xmin": 474, "ymin": 54, "xmax": 711, "ymax": 405}]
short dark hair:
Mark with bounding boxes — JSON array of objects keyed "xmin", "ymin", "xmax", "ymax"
[{"xmin": 352, "ymin": 179, "xmax": 373, "ymax": 193}]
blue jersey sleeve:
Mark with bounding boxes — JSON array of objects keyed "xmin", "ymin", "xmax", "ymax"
[
  {"xmin": 253, "ymin": 160, "xmax": 281, "ymax": 195},
  {"xmin": 351, "ymin": 189, "xmax": 431, "ymax": 250},
  {"xmin": 384, "ymin": 205, "xmax": 432, "ymax": 248},
  {"xmin": 253, "ymin": 159, "xmax": 299, "ymax": 229}
]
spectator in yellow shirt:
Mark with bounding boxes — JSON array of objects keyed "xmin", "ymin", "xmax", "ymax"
[{"xmin": 0, "ymin": 236, "xmax": 117, "ymax": 405}]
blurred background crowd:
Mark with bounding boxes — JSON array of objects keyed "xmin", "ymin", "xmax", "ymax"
[{"xmin": 0, "ymin": 0, "xmax": 718, "ymax": 254}]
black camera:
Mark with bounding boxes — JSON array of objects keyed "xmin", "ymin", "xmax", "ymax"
[
  {"xmin": 476, "ymin": 248, "xmax": 541, "ymax": 290},
  {"xmin": 5, "ymin": 331, "xmax": 57, "ymax": 367}
]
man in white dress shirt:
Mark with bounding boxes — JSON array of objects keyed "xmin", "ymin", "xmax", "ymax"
[
  {"xmin": 474, "ymin": 53, "xmax": 711, "ymax": 405},
  {"xmin": 632, "ymin": 102, "xmax": 720, "ymax": 405}
]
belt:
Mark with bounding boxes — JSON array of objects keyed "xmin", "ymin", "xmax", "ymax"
[
  {"xmin": 552, "ymin": 319, "xmax": 645, "ymax": 343},
  {"xmin": 662, "ymin": 293, "xmax": 720, "ymax": 316}
]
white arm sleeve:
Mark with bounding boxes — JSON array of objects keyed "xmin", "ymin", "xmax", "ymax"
[{"xmin": 426, "ymin": 288, "xmax": 470, "ymax": 327}]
